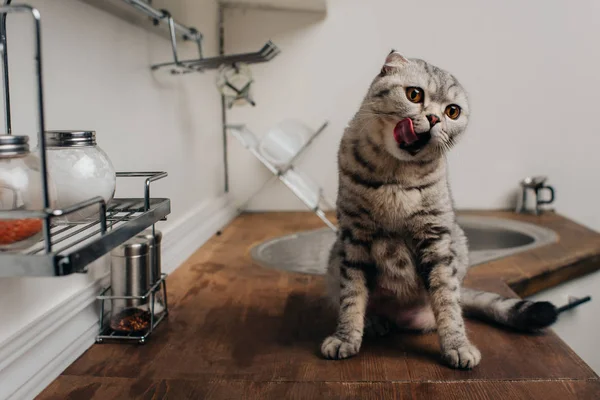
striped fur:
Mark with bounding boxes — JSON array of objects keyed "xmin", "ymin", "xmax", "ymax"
[{"xmin": 321, "ymin": 51, "xmax": 557, "ymax": 369}]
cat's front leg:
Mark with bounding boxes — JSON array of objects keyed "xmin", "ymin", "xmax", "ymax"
[
  {"xmin": 415, "ymin": 227, "xmax": 481, "ymax": 369},
  {"xmin": 321, "ymin": 242, "xmax": 373, "ymax": 360}
]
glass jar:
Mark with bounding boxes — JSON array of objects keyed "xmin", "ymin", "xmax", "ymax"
[
  {"xmin": 0, "ymin": 135, "xmax": 44, "ymax": 251},
  {"xmin": 43, "ymin": 131, "xmax": 116, "ymax": 222}
]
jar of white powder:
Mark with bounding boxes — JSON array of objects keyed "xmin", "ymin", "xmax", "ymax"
[{"xmin": 43, "ymin": 130, "xmax": 116, "ymax": 222}]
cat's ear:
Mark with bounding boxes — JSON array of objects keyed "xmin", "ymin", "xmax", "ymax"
[{"xmin": 380, "ymin": 50, "xmax": 408, "ymax": 76}]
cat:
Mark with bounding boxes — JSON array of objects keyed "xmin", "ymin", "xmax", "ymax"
[{"xmin": 321, "ymin": 50, "xmax": 558, "ymax": 369}]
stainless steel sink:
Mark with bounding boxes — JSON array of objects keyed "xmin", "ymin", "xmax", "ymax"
[{"xmin": 250, "ymin": 215, "xmax": 558, "ymax": 275}]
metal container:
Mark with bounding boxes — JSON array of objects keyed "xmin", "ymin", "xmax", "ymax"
[
  {"xmin": 135, "ymin": 229, "xmax": 165, "ymax": 315},
  {"xmin": 136, "ymin": 229, "xmax": 162, "ymax": 284},
  {"xmin": 515, "ymin": 176, "xmax": 555, "ymax": 215},
  {"xmin": 110, "ymin": 237, "xmax": 151, "ymax": 309}
]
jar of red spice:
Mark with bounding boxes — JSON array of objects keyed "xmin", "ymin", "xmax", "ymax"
[{"xmin": 0, "ymin": 135, "xmax": 44, "ymax": 251}]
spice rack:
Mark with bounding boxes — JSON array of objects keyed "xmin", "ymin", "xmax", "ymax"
[
  {"xmin": 96, "ymin": 273, "xmax": 168, "ymax": 344},
  {"xmin": 0, "ymin": 4, "xmax": 171, "ymax": 277}
]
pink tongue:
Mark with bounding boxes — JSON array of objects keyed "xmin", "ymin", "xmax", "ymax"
[{"xmin": 393, "ymin": 118, "xmax": 418, "ymax": 145}]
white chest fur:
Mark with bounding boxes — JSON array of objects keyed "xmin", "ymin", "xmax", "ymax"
[{"xmin": 368, "ymin": 185, "xmax": 423, "ymax": 228}]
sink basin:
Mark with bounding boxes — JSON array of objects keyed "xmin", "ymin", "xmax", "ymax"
[{"xmin": 250, "ymin": 215, "xmax": 558, "ymax": 275}]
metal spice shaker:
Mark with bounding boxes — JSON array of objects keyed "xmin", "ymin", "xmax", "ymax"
[
  {"xmin": 135, "ymin": 229, "xmax": 165, "ymax": 314},
  {"xmin": 110, "ymin": 237, "xmax": 151, "ymax": 311},
  {"xmin": 135, "ymin": 229, "xmax": 162, "ymax": 284}
]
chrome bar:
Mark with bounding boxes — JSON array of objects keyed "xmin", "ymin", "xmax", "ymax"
[
  {"xmin": 150, "ymin": 41, "xmax": 280, "ymax": 71},
  {"xmin": 49, "ymin": 196, "xmax": 105, "ymax": 218},
  {"xmin": 0, "ymin": 5, "xmax": 52, "ymax": 251},
  {"xmin": 115, "ymin": 171, "xmax": 168, "ymax": 211},
  {"xmin": 0, "ymin": 0, "xmax": 12, "ymax": 134},
  {"xmin": 97, "ymin": 274, "xmax": 166, "ymax": 300},
  {"xmin": 123, "ymin": 0, "xmax": 201, "ymax": 41},
  {"xmin": 165, "ymin": 12, "xmax": 179, "ymax": 65}
]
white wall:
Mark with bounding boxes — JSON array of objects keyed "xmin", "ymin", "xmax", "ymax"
[
  {"xmin": 0, "ymin": 0, "xmax": 224, "ymax": 397},
  {"xmin": 224, "ymin": 0, "xmax": 600, "ymax": 231},
  {"xmin": 529, "ymin": 270, "xmax": 600, "ymax": 374}
]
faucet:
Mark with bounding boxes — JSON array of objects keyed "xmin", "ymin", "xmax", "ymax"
[{"xmin": 515, "ymin": 176, "xmax": 555, "ymax": 215}]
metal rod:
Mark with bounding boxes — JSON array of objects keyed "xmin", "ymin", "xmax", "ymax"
[
  {"xmin": 161, "ymin": 277, "xmax": 168, "ymax": 315},
  {"xmin": 116, "ymin": 171, "xmax": 167, "ymax": 177},
  {"xmin": 219, "ymin": 3, "xmax": 229, "ymax": 193},
  {"xmin": 122, "ymin": 0, "xmax": 202, "ymax": 41},
  {"xmin": 0, "ymin": 0, "xmax": 12, "ymax": 134},
  {"xmin": 53, "ymin": 210, "xmax": 136, "ymax": 254},
  {"xmin": 164, "ymin": 12, "xmax": 179, "ymax": 65},
  {"xmin": 49, "ymin": 196, "xmax": 105, "ymax": 217},
  {"xmin": 97, "ymin": 274, "xmax": 166, "ymax": 300},
  {"xmin": 28, "ymin": 207, "xmax": 123, "ymax": 254},
  {"xmin": 149, "ymin": 42, "xmax": 280, "ymax": 71},
  {"xmin": 0, "ymin": 5, "xmax": 52, "ymax": 252},
  {"xmin": 115, "ymin": 171, "xmax": 168, "ymax": 211},
  {"xmin": 32, "ymin": 7, "xmax": 51, "ymax": 252},
  {"xmin": 315, "ymin": 208, "xmax": 338, "ymax": 232}
]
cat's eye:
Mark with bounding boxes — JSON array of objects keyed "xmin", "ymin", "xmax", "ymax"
[
  {"xmin": 405, "ymin": 87, "xmax": 424, "ymax": 103},
  {"xmin": 445, "ymin": 104, "xmax": 461, "ymax": 120}
]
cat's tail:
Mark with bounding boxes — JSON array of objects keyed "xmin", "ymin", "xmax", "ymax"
[{"xmin": 461, "ymin": 288, "xmax": 558, "ymax": 331}]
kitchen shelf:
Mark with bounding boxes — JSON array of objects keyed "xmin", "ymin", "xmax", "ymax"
[
  {"xmin": 0, "ymin": 198, "xmax": 170, "ymax": 277},
  {"xmin": 0, "ymin": 191, "xmax": 171, "ymax": 277},
  {"xmin": 83, "ymin": 0, "xmax": 281, "ymax": 74},
  {"xmin": 151, "ymin": 40, "xmax": 280, "ymax": 73},
  {"xmin": 0, "ymin": 6, "xmax": 172, "ymax": 278}
]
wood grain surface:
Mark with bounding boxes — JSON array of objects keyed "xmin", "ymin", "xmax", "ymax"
[{"xmin": 37, "ymin": 211, "xmax": 600, "ymax": 399}]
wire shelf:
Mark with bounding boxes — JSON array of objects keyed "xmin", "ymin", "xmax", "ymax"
[
  {"xmin": 0, "ymin": 6, "xmax": 172, "ymax": 277},
  {"xmin": 151, "ymin": 40, "xmax": 281, "ymax": 74},
  {"xmin": 0, "ymin": 172, "xmax": 170, "ymax": 277}
]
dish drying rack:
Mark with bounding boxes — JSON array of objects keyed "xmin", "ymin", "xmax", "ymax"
[
  {"xmin": 227, "ymin": 123, "xmax": 337, "ymax": 232},
  {"xmin": 0, "ymin": 4, "xmax": 171, "ymax": 277}
]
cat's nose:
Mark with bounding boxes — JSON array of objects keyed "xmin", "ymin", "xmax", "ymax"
[{"xmin": 427, "ymin": 114, "xmax": 440, "ymax": 127}]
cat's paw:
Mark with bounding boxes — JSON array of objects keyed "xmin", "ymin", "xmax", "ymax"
[
  {"xmin": 442, "ymin": 343, "xmax": 481, "ymax": 369},
  {"xmin": 364, "ymin": 315, "xmax": 392, "ymax": 337},
  {"xmin": 321, "ymin": 335, "xmax": 361, "ymax": 359}
]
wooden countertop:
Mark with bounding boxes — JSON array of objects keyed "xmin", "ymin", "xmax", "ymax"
[
  {"xmin": 38, "ymin": 211, "xmax": 600, "ymax": 399},
  {"xmin": 460, "ymin": 210, "xmax": 600, "ymax": 296}
]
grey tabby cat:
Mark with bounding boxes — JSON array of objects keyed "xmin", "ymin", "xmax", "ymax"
[{"xmin": 321, "ymin": 51, "xmax": 558, "ymax": 369}]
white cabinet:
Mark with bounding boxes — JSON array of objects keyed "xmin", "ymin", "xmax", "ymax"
[{"xmin": 528, "ymin": 270, "xmax": 600, "ymax": 374}]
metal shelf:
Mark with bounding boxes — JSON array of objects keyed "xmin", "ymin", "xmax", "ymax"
[
  {"xmin": 0, "ymin": 194, "xmax": 170, "ymax": 278},
  {"xmin": 151, "ymin": 40, "xmax": 280, "ymax": 74},
  {"xmin": 0, "ymin": 7, "xmax": 172, "ymax": 278},
  {"xmin": 79, "ymin": 0, "xmax": 203, "ymax": 42}
]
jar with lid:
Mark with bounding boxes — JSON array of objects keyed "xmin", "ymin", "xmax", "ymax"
[
  {"xmin": 0, "ymin": 135, "xmax": 45, "ymax": 251},
  {"xmin": 42, "ymin": 130, "xmax": 116, "ymax": 222}
]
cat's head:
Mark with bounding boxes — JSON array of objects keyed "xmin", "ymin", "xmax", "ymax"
[{"xmin": 364, "ymin": 51, "xmax": 470, "ymax": 162}]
